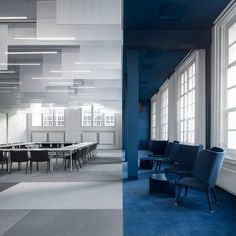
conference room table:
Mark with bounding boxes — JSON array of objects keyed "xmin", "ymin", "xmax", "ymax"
[{"xmin": 0, "ymin": 142, "xmax": 95, "ymax": 172}]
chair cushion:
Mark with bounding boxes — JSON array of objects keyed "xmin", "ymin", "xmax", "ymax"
[{"xmin": 177, "ymin": 177, "xmax": 208, "ymax": 192}]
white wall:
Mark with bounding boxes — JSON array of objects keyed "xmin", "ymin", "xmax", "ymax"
[
  {"xmin": 0, "ymin": 113, "xmax": 7, "ymax": 144},
  {"xmin": 8, "ymin": 112, "xmax": 27, "ymax": 143}
]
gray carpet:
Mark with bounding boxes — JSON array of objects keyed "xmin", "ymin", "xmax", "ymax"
[
  {"xmin": 2, "ymin": 210, "xmax": 122, "ymax": 236},
  {"xmin": 0, "ymin": 153, "xmax": 123, "ymax": 235}
]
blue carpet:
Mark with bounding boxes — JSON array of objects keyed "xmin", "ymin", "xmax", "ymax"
[{"xmin": 123, "ymin": 162, "xmax": 236, "ymax": 236}]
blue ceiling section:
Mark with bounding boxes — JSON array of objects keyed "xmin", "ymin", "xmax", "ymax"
[
  {"xmin": 124, "ymin": 0, "xmax": 231, "ymax": 31},
  {"xmin": 123, "ymin": 0, "xmax": 231, "ymax": 100}
]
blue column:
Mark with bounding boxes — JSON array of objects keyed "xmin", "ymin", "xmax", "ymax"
[{"xmin": 126, "ymin": 49, "xmax": 139, "ymax": 179}]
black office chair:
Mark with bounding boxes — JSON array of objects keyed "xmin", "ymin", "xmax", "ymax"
[
  {"xmin": 175, "ymin": 147, "xmax": 225, "ymax": 212},
  {"xmin": 0, "ymin": 151, "xmax": 8, "ymax": 172},
  {"xmin": 30, "ymin": 150, "xmax": 50, "ymax": 173},
  {"xmin": 64, "ymin": 150, "xmax": 79, "ymax": 171},
  {"xmin": 10, "ymin": 150, "xmax": 29, "ymax": 174}
]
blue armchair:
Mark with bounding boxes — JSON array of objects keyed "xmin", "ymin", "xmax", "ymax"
[{"xmin": 175, "ymin": 147, "xmax": 225, "ymax": 212}]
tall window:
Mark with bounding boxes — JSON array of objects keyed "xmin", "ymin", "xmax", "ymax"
[
  {"xmin": 81, "ymin": 105, "xmax": 115, "ymax": 127},
  {"xmin": 43, "ymin": 108, "xmax": 54, "ymax": 126},
  {"xmin": 178, "ymin": 62, "xmax": 196, "ymax": 144},
  {"xmin": 54, "ymin": 109, "xmax": 65, "ymax": 126},
  {"xmin": 151, "ymin": 100, "xmax": 157, "ymax": 139},
  {"xmin": 226, "ymin": 22, "xmax": 236, "ymax": 150},
  {"xmin": 160, "ymin": 87, "xmax": 168, "ymax": 140},
  {"xmin": 31, "ymin": 106, "xmax": 65, "ymax": 127},
  {"xmin": 93, "ymin": 106, "xmax": 104, "ymax": 126},
  {"xmin": 82, "ymin": 106, "xmax": 92, "ymax": 126}
]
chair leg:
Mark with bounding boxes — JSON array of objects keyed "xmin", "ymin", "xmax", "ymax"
[
  {"xmin": 10, "ymin": 162, "xmax": 12, "ymax": 173},
  {"xmin": 75, "ymin": 160, "xmax": 79, "ymax": 171},
  {"xmin": 25, "ymin": 161, "xmax": 28, "ymax": 174},
  {"xmin": 46, "ymin": 161, "xmax": 49, "ymax": 173},
  {"xmin": 207, "ymin": 190, "xmax": 214, "ymax": 213},
  {"xmin": 18, "ymin": 162, "xmax": 20, "ymax": 171},
  {"xmin": 30, "ymin": 161, "xmax": 32, "ymax": 174},
  {"xmin": 36, "ymin": 162, "xmax": 39, "ymax": 172},
  {"xmin": 185, "ymin": 187, "xmax": 188, "ymax": 197},
  {"xmin": 175, "ymin": 185, "xmax": 182, "ymax": 205},
  {"xmin": 64, "ymin": 159, "xmax": 67, "ymax": 171},
  {"xmin": 212, "ymin": 188, "xmax": 219, "ymax": 203}
]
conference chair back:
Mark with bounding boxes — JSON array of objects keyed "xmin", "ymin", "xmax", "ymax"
[
  {"xmin": 148, "ymin": 140, "xmax": 168, "ymax": 155},
  {"xmin": 30, "ymin": 150, "xmax": 49, "ymax": 162},
  {"xmin": 10, "ymin": 150, "xmax": 28, "ymax": 162}
]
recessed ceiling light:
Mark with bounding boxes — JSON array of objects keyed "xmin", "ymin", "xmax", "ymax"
[
  {"xmin": 14, "ymin": 37, "xmax": 76, "ymax": 41},
  {"xmin": 0, "ymin": 70, "xmax": 16, "ymax": 74},
  {"xmin": 50, "ymin": 70, "xmax": 91, "ymax": 73},
  {"xmin": 0, "ymin": 16, "xmax": 28, "ymax": 20},
  {"xmin": 6, "ymin": 51, "xmax": 58, "ymax": 55}
]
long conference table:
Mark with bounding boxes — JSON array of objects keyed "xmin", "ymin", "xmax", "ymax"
[{"xmin": 0, "ymin": 142, "xmax": 95, "ymax": 172}]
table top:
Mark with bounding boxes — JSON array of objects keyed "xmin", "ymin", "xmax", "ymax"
[{"xmin": 0, "ymin": 142, "xmax": 95, "ymax": 152}]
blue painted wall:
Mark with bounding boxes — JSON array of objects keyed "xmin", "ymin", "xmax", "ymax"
[{"xmin": 138, "ymin": 100, "xmax": 150, "ymax": 149}]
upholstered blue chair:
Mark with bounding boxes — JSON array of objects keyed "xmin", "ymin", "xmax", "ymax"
[
  {"xmin": 165, "ymin": 143, "xmax": 203, "ymax": 177},
  {"xmin": 175, "ymin": 147, "xmax": 225, "ymax": 212},
  {"xmin": 150, "ymin": 141, "xmax": 179, "ymax": 171},
  {"xmin": 139, "ymin": 140, "xmax": 168, "ymax": 169}
]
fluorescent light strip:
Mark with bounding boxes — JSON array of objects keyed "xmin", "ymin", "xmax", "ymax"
[
  {"xmin": 32, "ymin": 77, "xmax": 73, "ymax": 80},
  {"xmin": 0, "ymin": 86, "xmax": 17, "ymax": 89},
  {"xmin": 0, "ymin": 90, "xmax": 11, "ymax": 93},
  {"xmin": 75, "ymin": 62, "xmax": 120, "ymax": 65},
  {"xmin": 47, "ymin": 89, "xmax": 73, "ymax": 92},
  {"xmin": 48, "ymin": 82, "xmax": 76, "ymax": 85},
  {"xmin": 0, "ymin": 63, "xmax": 41, "ymax": 66},
  {"xmin": 0, "ymin": 82, "xmax": 22, "ymax": 85},
  {"xmin": 14, "ymin": 37, "xmax": 76, "ymax": 41},
  {"xmin": 50, "ymin": 70, "xmax": 91, "ymax": 73},
  {"xmin": 0, "ymin": 70, "xmax": 16, "ymax": 74},
  {"xmin": 0, "ymin": 16, "xmax": 28, "ymax": 20},
  {"xmin": 70, "ymin": 86, "xmax": 95, "ymax": 89},
  {"xmin": 6, "ymin": 51, "xmax": 58, "ymax": 55}
]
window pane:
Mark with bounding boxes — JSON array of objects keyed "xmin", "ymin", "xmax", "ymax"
[
  {"xmin": 82, "ymin": 106, "xmax": 92, "ymax": 126},
  {"xmin": 228, "ymin": 111, "xmax": 236, "ymax": 129},
  {"xmin": 54, "ymin": 109, "xmax": 64, "ymax": 126},
  {"xmin": 227, "ymin": 87, "xmax": 236, "ymax": 109},
  {"xmin": 93, "ymin": 106, "xmax": 104, "ymax": 126},
  {"xmin": 228, "ymin": 42, "xmax": 236, "ymax": 64},
  {"xmin": 43, "ymin": 108, "xmax": 53, "ymax": 126},
  {"xmin": 228, "ymin": 131, "xmax": 236, "ymax": 149},
  {"xmin": 229, "ymin": 22, "xmax": 236, "ymax": 45},
  {"xmin": 227, "ymin": 65, "xmax": 236, "ymax": 88}
]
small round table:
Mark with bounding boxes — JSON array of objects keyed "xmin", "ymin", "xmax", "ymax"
[{"xmin": 149, "ymin": 173, "xmax": 175, "ymax": 197}]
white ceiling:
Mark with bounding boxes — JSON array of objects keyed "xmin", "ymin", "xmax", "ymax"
[{"xmin": 0, "ymin": 0, "xmax": 123, "ymax": 112}]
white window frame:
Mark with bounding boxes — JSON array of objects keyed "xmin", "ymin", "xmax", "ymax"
[
  {"xmin": 160, "ymin": 83, "xmax": 169, "ymax": 140},
  {"xmin": 177, "ymin": 60, "xmax": 196, "ymax": 144},
  {"xmin": 176, "ymin": 50, "xmax": 205, "ymax": 145},
  {"xmin": 212, "ymin": 3, "xmax": 236, "ymax": 159},
  {"xmin": 151, "ymin": 95, "xmax": 157, "ymax": 139},
  {"xmin": 82, "ymin": 106, "xmax": 92, "ymax": 127}
]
